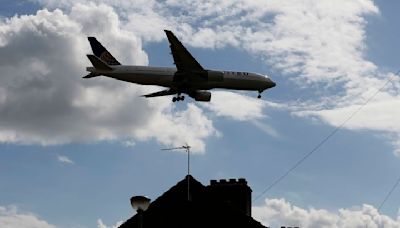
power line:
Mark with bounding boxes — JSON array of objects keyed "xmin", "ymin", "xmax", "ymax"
[
  {"xmin": 366, "ymin": 174, "xmax": 400, "ymax": 228},
  {"xmin": 254, "ymin": 71, "xmax": 399, "ymax": 202},
  {"xmin": 378, "ymin": 176, "xmax": 400, "ymax": 212}
]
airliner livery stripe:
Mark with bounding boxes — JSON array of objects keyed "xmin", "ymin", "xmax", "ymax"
[
  {"xmin": 100, "ymin": 51, "xmax": 120, "ymax": 65},
  {"xmin": 88, "ymin": 37, "xmax": 121, "ymax": 65}
]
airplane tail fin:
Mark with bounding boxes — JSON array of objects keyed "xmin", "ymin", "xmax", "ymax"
[
  {"xmin": 86, "ymin": 54, "xmax": 112, "ymax": 70},
  {"xmin": 88, "ymin": 37, "xmax": 121, "ymax": 66}
]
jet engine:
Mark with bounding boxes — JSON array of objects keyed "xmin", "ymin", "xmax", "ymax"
[
  {"xmin": 207, "ymin": 70, "xmax": 224, "ymax": 81},
  {"xmin": 189, "ymin": 91, "xmax": 212, "ymax": 102}
]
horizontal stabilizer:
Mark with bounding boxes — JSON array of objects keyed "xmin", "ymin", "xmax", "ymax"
[
  {"xmin": 83, "ymin": 72, "xmax": 99, "ymax": 78},
  {"xmin": 141, "ymin": 89, "xmax": 177, "ymax": 98},
  {"xmin": 87, "ymin": 54, "xmax": 112, "ymax": 71}
]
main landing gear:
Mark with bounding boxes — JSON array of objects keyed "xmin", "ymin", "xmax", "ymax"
[{"xmin": 172, "ymin": 95, "xmax": 185, "ymax": 102}]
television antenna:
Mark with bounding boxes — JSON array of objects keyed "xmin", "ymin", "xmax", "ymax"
[{"xmin": 162, "ymin": 143, "xmax": 191, "ymax": 201}]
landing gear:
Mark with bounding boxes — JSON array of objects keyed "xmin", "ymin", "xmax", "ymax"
[
  {"xmin": 257, "ymin": 91, "xmax": 262, "ymax": 99},
  {"xmin": 172, "ymin": 95, "xmax": 185, "ymax": 102}
]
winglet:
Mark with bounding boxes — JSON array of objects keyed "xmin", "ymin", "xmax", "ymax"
[{"xmin": 87, "ymin": 54, "xmax": 112, "ymax": 70}]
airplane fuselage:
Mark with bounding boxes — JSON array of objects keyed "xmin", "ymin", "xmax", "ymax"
[
  {"xmin": 86, "ymin": 65, "xmax": 275, "ymax": 92},
  {"xmin": 85, "ymin": 31, "xmax": 276, "ymax": 102}
]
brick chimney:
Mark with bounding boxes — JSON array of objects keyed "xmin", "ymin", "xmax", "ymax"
[{"xmin": 207, "ymin": 178, "xmax": 252, "ymax": 216}]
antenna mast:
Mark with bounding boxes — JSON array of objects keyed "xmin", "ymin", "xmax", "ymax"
[
  {"xmin": 161, "ymin": 144, "xmax": 191, "ymax": 201},
  {"xmin": 184, "ymin": 144, "xmax": 190, "ymax": 177}
]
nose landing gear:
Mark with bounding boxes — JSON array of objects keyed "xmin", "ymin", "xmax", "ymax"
[{"xmin": 257, "ymin": 90, "xmax": 263, "ymax": 99}]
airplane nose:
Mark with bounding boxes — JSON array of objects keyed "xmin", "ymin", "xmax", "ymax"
[{"xmin": 268, "ymin": 79, "xmax": 276, "ymax": 88}]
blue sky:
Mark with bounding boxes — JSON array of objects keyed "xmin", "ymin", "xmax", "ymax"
[{"xmin": 1, "ymin": 1, "xmax": 400, "ymax": 228}]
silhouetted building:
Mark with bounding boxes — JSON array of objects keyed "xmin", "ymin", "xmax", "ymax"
[
  {"xmin": 208, "ymin": 178, "xmax": 252, "ymax": 216},
  {"xmin": 119, "ymin": 175, "xmax": 266, "ymax": 228}
]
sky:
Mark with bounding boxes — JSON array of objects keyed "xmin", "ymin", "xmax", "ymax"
[{"xmin": 1, "ymin": 0, "xmax": 400, "ymax": 227}]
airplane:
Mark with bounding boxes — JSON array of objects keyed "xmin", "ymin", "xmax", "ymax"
[{"xmin": 84, "ymin": 30, "xmax": 276, "ymax": 102}]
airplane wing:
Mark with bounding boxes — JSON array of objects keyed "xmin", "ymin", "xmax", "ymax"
[
  {"xmin": 164, "ymin": 30, "xmax": 204, "ymax": 72},
  {"xmin": 141, "ymin": 89, "xmax": 177, "ymax": 98}
]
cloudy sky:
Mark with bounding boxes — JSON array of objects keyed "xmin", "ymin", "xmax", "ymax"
[{"xmin": 1, "ymin": 0, "xmax": 400, "ymax": 227}]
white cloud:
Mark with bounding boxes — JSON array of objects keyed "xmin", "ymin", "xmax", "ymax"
[
  {"xmin": 294, "ymin": 75, "xmax": 400, "ymax": 155},
  {"xmin": 0, "ymin": 206, "xmax": 55, "ymax": 228},
  {"xmin": 97, "ymin": 219, "xmax": 123, "ymax": 228},
  {"xmin": 246, "ymin": 1, "xmax": 400, "ymax": 155},
  {"xmin": 251, "ymin": 120, "xmax": 280, "ymax": 138},
  {"xmin": 123, "ymin": 140, "xmax": 136, "ymax": 147},
  {"xmin": 134, "ymin": 103, "xmax": 219, "ymax": 153},
  {"xmin": 140, "ymin": 0, "xmax": 400, "ymax": 155},
  {"xmin": 253, "ymin": 198, "xmax": 400, "ymax": 228},
  {"xmin": 20, "ymin": 0, "xmax": 400, "ymax": 154},
  {"xmin": 0, "ymin": 4, "xmax": 218, "ymax": 153},
  {"xmin": 0, "ymin": 205, "xmax": 123, "ymax": 228},
  {"xmin": 296, "ymin": 95, "xmax": 400, "ymax": 133},
  {"xmin": 28, "ymin": 0, "xmax": 379, "ymax": 83},
  {"xmin": 200, "ymin": 91, "xmax": 280, "ymax": 138},
  {"xmin": 202, "ymin": 91, "xmax": 267, "ymax": 121},
  {"xmin": 57, "ymin": 155, "xmax": 74, "ymax": 164}
]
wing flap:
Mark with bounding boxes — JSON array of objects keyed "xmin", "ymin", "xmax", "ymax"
[{"xmin": 141, "ymin": 89, "xmax": 177, "ymax": 98}]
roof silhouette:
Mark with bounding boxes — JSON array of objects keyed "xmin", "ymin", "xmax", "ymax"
[{"xmin": 119, "ymin": 175, "xmax": 266, "ymax": 228}]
